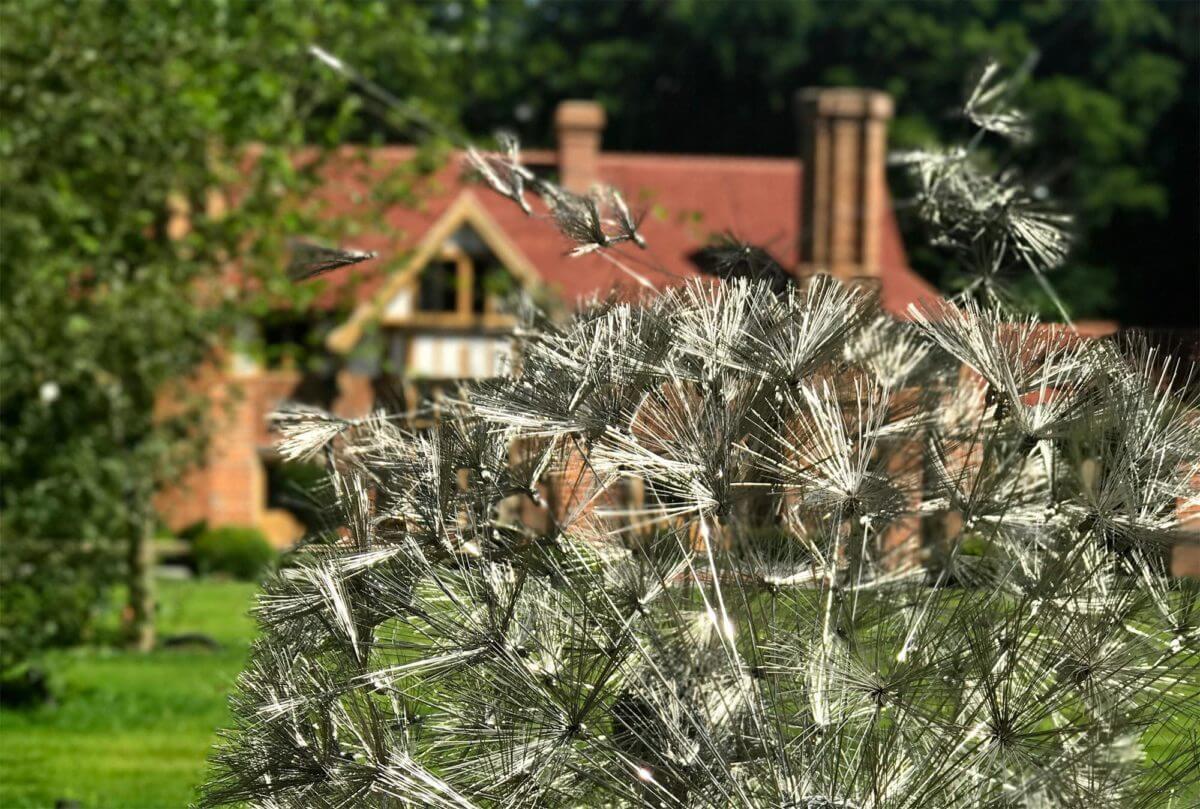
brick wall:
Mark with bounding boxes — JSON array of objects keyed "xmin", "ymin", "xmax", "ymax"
[
  {"xmin": 1174, "ymin": 469, "xmax": 1200, "ymax": 577},
  {"xmin": 157, "ymin": 362, "xmax": 382, "ymax": 546}
]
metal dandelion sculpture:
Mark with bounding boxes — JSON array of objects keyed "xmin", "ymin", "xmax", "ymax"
[{"xmin": 201, "ymin": 62, "xmax": 1200, "ymax": 808}]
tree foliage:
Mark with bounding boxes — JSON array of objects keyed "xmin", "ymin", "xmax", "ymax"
[
  {"xmin": 0, "ymin": 0, "xmax": 478, "ymax": 665},
  {"xmin": 439, "ymin": 0, "xmax": 1197, "ymax": 324}
]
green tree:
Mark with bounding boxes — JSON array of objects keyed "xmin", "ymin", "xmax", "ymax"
[
  {"xmin": 0, "ymin": 0, "xmax": 478, "ymax": 666},
  {"xmin": 452, "ymin": 0, "xmax": 1197, "ymax": 324}
]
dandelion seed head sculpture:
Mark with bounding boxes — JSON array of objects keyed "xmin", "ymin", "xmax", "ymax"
[
  {"xmin": 286, "ymin": 239, "xmax": 377, "ymax": 281},
  {"xmin": 203, "ymin": 58, "xmax": 1200, "ymax": 808}
]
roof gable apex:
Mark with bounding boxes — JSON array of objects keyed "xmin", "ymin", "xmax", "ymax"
[{"xmin": 327, "ymin": 191, "xmax": 541, "ymax": 353}]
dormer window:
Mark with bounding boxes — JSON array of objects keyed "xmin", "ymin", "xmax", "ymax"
[
  {"xmin": 327, "ymin": 192, "xmax": 540, "ymax": 355},
  {"xmin": 405, "ymin": 225, "xmax": 516, "ymax": 325}
]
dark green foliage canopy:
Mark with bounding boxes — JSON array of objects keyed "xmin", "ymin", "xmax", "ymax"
[{"xmin": 442, "ymin": 0, "xmax": 1197, "ymax": 324}]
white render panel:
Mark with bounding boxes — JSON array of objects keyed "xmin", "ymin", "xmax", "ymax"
[
  {"xmin": 410, "ymin": 335, "xmax": 440, "ymax": 376},
  {"xmin": 466, "ymin": 338, "xmax": 490, "ymax": 378},
  {"xmin": 407, "ymin": 334, "xmax": 509, "ymax": 378},
  {"xmin": 439, "ymin": 337, "xmax": 463, "ymax": 374},
  {"xmin": 466, "ymin": 336, "xmax": 508, "ymax": 377},
  {"xmin": 384, "ymin": 288, "xmax": 413, "ymax": 320}
]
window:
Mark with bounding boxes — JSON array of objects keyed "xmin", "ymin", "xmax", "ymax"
[
  {"xmin": 418, "ymin": 260, "xmax": 458, "ymax": 313},
  {"xmin": 473, "ymin": 260, "xmax": 513, "ymax": 314},
  {"xmin": 412, "ymin": 227, "xmax": 517, "ymax": 320}
]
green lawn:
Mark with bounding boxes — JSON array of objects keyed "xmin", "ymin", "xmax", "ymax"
[
  {"xmin": 1, "ymin": 578, "xmax": 1194, "ymax": 806},
  {"xmin": 0, "ymin": 578, "xmax": 259, "ymax": 808}
]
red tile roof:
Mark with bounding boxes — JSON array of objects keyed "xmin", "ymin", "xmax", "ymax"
[{"xmin": 307, "ymin": 146, "xmax": 938, "ymax": 316}]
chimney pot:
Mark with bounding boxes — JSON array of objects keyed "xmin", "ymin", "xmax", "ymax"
[
  {"xmin": 555, "ymin": 100, "xmax": 606, "ymax": 193},
  {"xmin": 796, "ymin": 87, "xmax": 894, "ymax": 282}
]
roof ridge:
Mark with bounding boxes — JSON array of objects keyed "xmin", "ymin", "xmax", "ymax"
[
  {"xmin": 598, "ymin": 152, "xmax": 798, "ymax": 168},
  {"xmin": 320, "ymin": 143, "xmax": 798, "ymax": 169}
]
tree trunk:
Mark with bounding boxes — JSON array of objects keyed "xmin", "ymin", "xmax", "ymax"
[{"xmin": 128, "ymin": 510, "xmax": 156, "ymax": 652}]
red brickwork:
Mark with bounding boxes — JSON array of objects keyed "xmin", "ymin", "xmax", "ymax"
[
  {"xmin": 796, "ymin": 88, "xmax": 893, "ymax": 283},
  {"xmin": 1173, "ymin": 469, "xmax": 1200, "ymax": 577},
  {"xmin": 157, "ymin": 366, "xmax": 301, "ymax": 535},
  {"xmin": 555, "ymin": 101, "xmax": 605, "ymax": 194}
]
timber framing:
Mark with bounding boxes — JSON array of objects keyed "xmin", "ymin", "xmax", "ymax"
[{"xmin": 327, "ymin": 191, "xmax": 542, "ymax": 353}]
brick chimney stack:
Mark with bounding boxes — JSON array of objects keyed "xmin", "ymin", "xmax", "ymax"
[
  {"xmin": 796, "ymin": 88, "xmax": 894, "ymax": 282},
  {"xmin": 555, "ymin": 100, "xmax": 606, "ymax": 194}
]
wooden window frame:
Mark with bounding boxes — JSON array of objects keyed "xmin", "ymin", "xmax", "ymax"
[{"xmin": 402, "ymin": 244, "xmax": 515, "ymax": 330}]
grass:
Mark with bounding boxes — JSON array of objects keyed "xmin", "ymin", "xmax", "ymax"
[
  {"xmin": 1, "ymin": 576, "xmax": 1194, "ymax": 806},
  {"xmin": 0, "ymin": 578, "xmax": 259, "ymax": 808}
]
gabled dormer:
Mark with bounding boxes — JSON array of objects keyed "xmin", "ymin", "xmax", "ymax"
[{"xmin": 328, "ymin": 192, "xmax": 540, "ymax": 381}]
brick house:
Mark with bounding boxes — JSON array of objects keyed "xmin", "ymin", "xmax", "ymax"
[
  {"xmin": 155, "ymin": 86, "xmax": 1200, "ymax": 577},
  {"xmin": 156, "ymin": 86, "xmax": 941, "ymax": 548},
  {"xmin": 190, "ymin": 90, "xmax": 1175, "ymax": 584}
]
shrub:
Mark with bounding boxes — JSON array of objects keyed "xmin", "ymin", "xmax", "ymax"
[
  {"xmin": 193, "ymin": 526, "xmax": 276, "ymax": 581},
  {"xmin": 0, "ymin": 535, "xmax": 114, "ymax": 678}
]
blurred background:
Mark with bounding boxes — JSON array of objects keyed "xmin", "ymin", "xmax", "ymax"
[{"xmin": 2, "ymin": 1, "xmax": 1197, "ymax": 806}]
